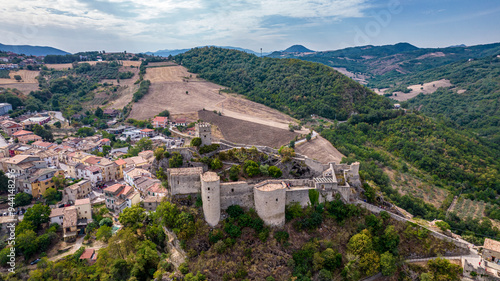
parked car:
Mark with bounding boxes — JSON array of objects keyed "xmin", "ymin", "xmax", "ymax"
[{"xmin": 30, "ymin": 258, "xmax": 40, "ymax": 265}]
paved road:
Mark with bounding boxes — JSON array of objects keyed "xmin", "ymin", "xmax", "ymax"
[
  {"xmin": 49, "ymin": 111, "xmax": 67, "ymax": 122},
  {"xmin": 295, "ymin": 130, "xmax": 318, "ymax": 145},
  {"xmin": 0, "ymin": 135, "xmax": 8, "ymax": 147}
]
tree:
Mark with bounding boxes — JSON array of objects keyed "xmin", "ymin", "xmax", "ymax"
[
  {"xmin": 14, "ymin": 192, "xmax": 32, "ymax": 207},
  {"xmin": 289, "ymin": 140, "xmax": 295, "ymax": 148},
  {"xmin": 42, "ymin": 187, "xmax": 61, "ymax": 202},
  {"xmin": 53, "ymin": 121, "xmax": 62, "ymax": 128},
  {"xmin": 169, "ymin": 152, "xmax": 183, "ymax": 168},
  {"xmin": 23, "ymin": 203, "xmax": 51, "ymax": 229},
  {"xmin": 14, "ymin": 75, "xmax": 22, "ymax": 81},
  {"xmin": 229, "ymin": 165, "xmax": 240, "ymax": 181},
  {"xmin": 0, "ymin": 170, "xmax": 8, "ymax": 193},
  {"xmin": 100, "ymin": 217, "xmax": 113, "ymax": 227},
  {"xmin": 77, "ymin": 127, "xmax": 95, "ymax": 137},
  {"xmin": 210, "ymin": 158, "xmax": 223, "ymax": 170},
  {"xmin": 380, "ymin": 252, "xmax": 397, "ymax": 276},
  {"xmin": 158, "ymin": 110, "xmax": 170, "ymax": 117},
  {"xmin": 435, "ymin": 221, "xmax": 450, "ymax": 232},
  {"xmin": 119, "ymin": 204, "xmax": 146, "ymax": 229},
  {"xmin": 427, "ymin": 258, "xmax": 462, "ymax": 281},
  {"xmin": 52, "ymin": 174, "xmax": 67, "ymax": 189},
  {"xmin": 110, "ymin": 259, "xmax": 130, "ymax": 280},
  {"xmin": 18, "ymin": 230, "xmax": 38, "ymax": 257},
  {"xmin": 306, "ymin": 133, "xmax": 312, "ymax": 141},
  {"xmin": 244, "ymin": 160, "xmax": 260, "ymax": 177},
  {"xmin": 278, "ymin": 146, "xmax": 295, "ymax": 162},
  {"xmin": 33, "ymin": 124, "xmax": 54, "ymax": 141},
  {"xmin": 95, "ymin": 107, "xmax": 103, "ymax": 118},
  {"xmin": 322, "ymin": 248, "xmax": 342, "ymax": 271},
  {"xmin": 190, "ymin": 137, "xmax": 202, "ymax": 147},
  {"xmin": 268, "ymin": 166, "xmax": 282, "ymax": 178},
  {"xmin": 96, "ymin": 225, "xmax": 112, "ymax": 242},
  {"xmin": 309, "ymin": 189, "xmax": 320, "ymax": 206}
]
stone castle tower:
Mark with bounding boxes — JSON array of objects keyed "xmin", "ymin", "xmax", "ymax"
[
  {"xmin": 195, "ymin": 122, "xmax": 212, "ymax": 146},
  {"xmin": 201, "ymin": 171, "xmax": 220, "ymax": 227}
]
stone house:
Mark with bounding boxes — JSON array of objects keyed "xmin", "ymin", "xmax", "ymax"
[{"xmin": 482, "ymin": 238, "xmax": 500, "ymax": 278}]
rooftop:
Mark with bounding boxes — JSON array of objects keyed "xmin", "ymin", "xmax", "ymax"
[
  {"xmin": 257, "ymin": 182, "xmax": 285, "ymax": 191},
  {"xmin": 63, "ymin": 207, "xmax": 78, "ymax": 228},
  {"xmin": 80, "ymin": 249, "xmax": 96, "ymax": 260},
  {"xmin": 12, "ymin": 130, "xmax": 33, "ymax": 136},
  {"xmin": 484, "ymin": 238, "xmax": 500, "ymax": 253},
  {"xmin": 201, "ymin": 171, "xmax": 219, "ymax": 182},
  {"xmin": 50, "ymin": 207, "xmax": 65, "ymax": 218},
  {"xmin": 75, "ymin": 198, "xmax": 91, "ymax": 206},
  {"xmin": 168, "ymin": 167, "xmax": 203, "ymax": 176},
  {"xmin": 104, "ymin": 183, "xmax": 125, "ymax": 193}
]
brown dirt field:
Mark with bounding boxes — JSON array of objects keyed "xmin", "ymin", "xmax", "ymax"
[
  {"xmin": 129, "ymin": 64, "xmax": 303, "ymax": 133},
  {"xmin": 0, "ymin": 70, "xmax": 39, "ymax": 84},
  {"xmin": 198, "ymin": 110, "xmax": 298, "ymax": 148},
  {"xmin": 120, "ymin": 60, "xmax": 142, "ymax": 67},
  {"xmin": 109, "ymin": 83, "xmax": 140, "ymax": 109},
  {"xmin": 295, "ymin": 135, "xmax": 345, "ymax": 164},
  {"xmin": 390, "ymin": 79, "xmax": 453, "ymax": 101},
  {"xmin": 0, "ymin": 83, "xmax": 38, "ymax": 95}
]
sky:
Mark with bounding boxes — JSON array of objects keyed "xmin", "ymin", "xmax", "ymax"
[{"xmin": 1, "ymin": 0, "xmax": 500, "ymax": 54}]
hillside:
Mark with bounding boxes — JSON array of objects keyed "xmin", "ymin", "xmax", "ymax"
[
  {"xmin": 272, "ymin": 42, "xmax": 500, "ymax": 77},
  {"xmin": 0, "ymin": 43, "xmax": 69, "ymax": 56},
  {"xmin": 320, "ymin": 113, "xmax": 500, "ymax": 244},
  {"xmin": 384, "ymin": 55, "xmax": 500, "ymax": 145},
  {"xmin": 147, "ymin": 46, "xmax": 271, "ymax": 57},
  {"xmin": 20, "ymin": 199, "xmax": 467, "ymax": 281},
  {"xmin": 175, "ymin": 47, "xmax": 391, "ymax": 121}
]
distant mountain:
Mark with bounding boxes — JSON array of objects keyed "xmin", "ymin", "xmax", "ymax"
[
  {"xmin": 283, "ymin": 45, "xmax": 314, "ymax": 53},
  {"xmin": 0, "ymin": 43, "xmax": 69, "ymax": 56},
  {"xmin": 146, "ymin": 46, "xmax": 271, "ymax": 57},
  {"xmin": 447, "ymin": 44, "xmax": 467, "ymax": 48}
]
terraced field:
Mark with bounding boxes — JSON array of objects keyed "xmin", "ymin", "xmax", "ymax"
[{"xmin": 450, "ymin": 197, "xmax": 491, "ymax": 220}]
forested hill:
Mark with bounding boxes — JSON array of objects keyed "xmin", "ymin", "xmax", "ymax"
[
  {"xmin": 175, "ymin": 47, "xmax": 391, "ymax": 120},
  {"xmin": 396, "ymin": 55, "xmax": 500, "ymax": 145}
]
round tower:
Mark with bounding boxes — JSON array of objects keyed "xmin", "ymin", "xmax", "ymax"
[
  {"xmin": 253, "ymin": 181, "xmax": 286, "ymax": 227},
  {"xmin": 195, "ymin": 122, "xmax": 212, "ymax": 146},
  {"xmin": 201, "ymin": 171, "xmax": 220, "ymax": 227}
]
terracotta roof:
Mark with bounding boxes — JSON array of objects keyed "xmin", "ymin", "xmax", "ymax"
[
  {"xmin": 140, "ymin": 129, "xmax": 154, "ymax": 132},
  {"xmin": 104, "ymin": 183, "xmax": 124, "ymax": 193},
  {"xmin": 84, "ymin": 156, "xmax": 102, "ymax": 165},
  {"xmin": 114, "ymin": 159, "xmax": 126, "ymax": 166},
  {"xmin": 117, "ymin": 185, "xmax": 133, "ymax": 197},
  {"xmin": 144, "ymin": 196, "xmax": 162, "ymax": 203},
  {"xmin": 99, "ymin": 138, "xmax": 110, "ymax": 143},
  {"xmin": 75, "ymin": 198, "xmax": 90, "ymax": 206},
  {"xmin": 85, "ymin": 166, "xmax": 101, "ymax": 173},
  {"xmin": 12, "ymin": 130, "xmax": 33, "ymax": 136},
  {"xmin": 484, "ymin": 238, "xmax": 500, "ymax": 253},
  {"xmin": 17, "ymin": 134, "xmax": 41, "ymax": 143},
  {"xmin": 147, "ymin": 183, "xmax": 167, "ymax": 194},
  {"xmin": 153, "ymin": 116, "xmax": 168, "ymax": 122},
  {"xmin": 80, "ymin": 249, "xmax": 95, "ymax": 260}
]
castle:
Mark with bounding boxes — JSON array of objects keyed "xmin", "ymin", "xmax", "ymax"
[{"xmin": 166, "ymin": 123, "xmax": 361, "ymax": 227}]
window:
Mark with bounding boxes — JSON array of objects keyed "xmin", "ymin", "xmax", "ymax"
[
  {"xmin": 208, "ymin": 187, "xmax": 210, "ymax": 191},
  {"xmin": 231, "ymin": 189, "xmax": 234, "ymax": 192},
  {"xmin": 276, "ymin": 198, "xmax": 278, "ymax": 202}
]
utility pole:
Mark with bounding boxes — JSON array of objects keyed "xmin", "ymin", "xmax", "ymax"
[{"xmin": 260, "ymin": 48, "xmax": 262, "ymax": 58}]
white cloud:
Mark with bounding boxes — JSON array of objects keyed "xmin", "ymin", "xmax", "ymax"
[{"xmin": 0, "ymin": 0, "xmax": 369, "ymax": 51}]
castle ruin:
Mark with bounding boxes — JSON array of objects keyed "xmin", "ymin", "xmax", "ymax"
[{"xmin": 167, "ymin": 161, "xmax": 360, "ymax": 227}]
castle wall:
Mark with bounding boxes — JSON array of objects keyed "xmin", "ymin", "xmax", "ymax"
[
  {"xmin": 220, "ymin": 182, "xmax": 254, "ymax": 209},
  {"xmin": 169, "ymin": 174, "xmax": 201, "ymax": 195},
  {"xmin": 254, "ymin": 182, "xmax": 286, "ymax": 227},
  {"xmin": 285, "ymin": 188, "xmax": 312, "ymax": 207},
  {"xmin": 201, "ymin": 174, "xmax": 220, "ymax": 227},
  {"xmin": 304, "ymin": 158, "xmax": 325, "ymax": 176}
]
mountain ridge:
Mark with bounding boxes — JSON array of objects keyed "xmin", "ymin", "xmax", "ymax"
[{"xmin": 0, "ymin": 43, "xmax": 69, "ymax": 56}]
